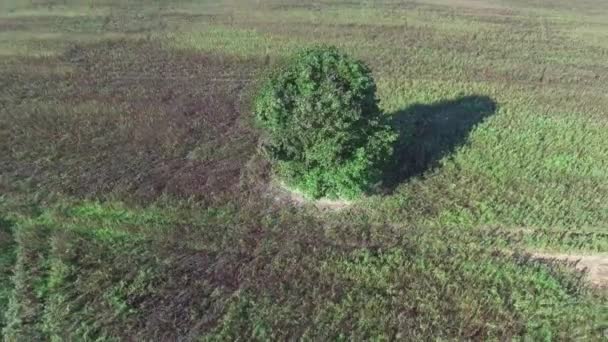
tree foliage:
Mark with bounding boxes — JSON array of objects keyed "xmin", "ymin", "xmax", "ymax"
[{"xmin": 255, "ymin": 47, "xmax": 396, "ymax": 199}]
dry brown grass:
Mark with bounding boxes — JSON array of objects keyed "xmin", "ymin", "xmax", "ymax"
[{"xmin": 1, "ymin": 40, "xmax": 266, "ymax": 204}]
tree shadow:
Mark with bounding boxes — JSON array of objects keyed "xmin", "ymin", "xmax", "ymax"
[{"xmin": 383, "ymin": 95, "xmax": 497, "ymax": 191}]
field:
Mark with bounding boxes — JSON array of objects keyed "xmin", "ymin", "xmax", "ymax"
[{"xmin": 1, "ymin": 0, "xmax": 607, "ymax": 340}]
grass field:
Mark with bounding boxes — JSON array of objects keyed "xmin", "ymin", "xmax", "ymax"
[{"xmin": 1, "ymin": 0, "xmax": 607, "ymax": 340}]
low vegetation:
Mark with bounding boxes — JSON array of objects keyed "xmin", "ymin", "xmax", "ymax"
[
  {"xmin": 0, "ymin": 0, "xmax": 607, "ymax": 340},
  {"xmin": 0, "ymin": 198, "xmax": 605, "ymax": 340}
]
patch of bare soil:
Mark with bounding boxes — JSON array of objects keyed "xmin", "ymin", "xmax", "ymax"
[
  {"xmin": 268, "ymin": 180, "xmax": 352, "ymax": 211},
  {"xmin": 533, "ymin": 252, "xmax": 608, "ymax": 289}
]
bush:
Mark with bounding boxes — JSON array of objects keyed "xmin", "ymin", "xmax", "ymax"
[{"xmin": 254, "ymin": 46, "xmax": 396, "ymax": 199}]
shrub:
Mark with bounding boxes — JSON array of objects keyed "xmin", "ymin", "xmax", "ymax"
[{"xmin": 254, "ymin": 46, "xmax": 396, "ymax": 199}]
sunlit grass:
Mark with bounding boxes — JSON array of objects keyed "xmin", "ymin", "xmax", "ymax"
[
  {"xmin": 1, "ymin": 197, "xmax": 605, "ymax": 339},
  {"xmin": 0, "ymin": 31, "xmax": 146, "ymax": 57},
  {"xmin": 162, "ymin": 25, "xmax": 304, "ymax": 57}
]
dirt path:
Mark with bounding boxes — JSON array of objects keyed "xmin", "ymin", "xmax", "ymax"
[
  {"xmin": 269, "ymin": 181, "xmax": 353, "ymax": 211},
  {"xmin": 533, "ymin": 253, "xmax": 608, "ymax": 289}
]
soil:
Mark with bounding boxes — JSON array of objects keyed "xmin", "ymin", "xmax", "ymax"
[
  {"xmin": 533, "ymin": 252, "xmax": 608, "ymax": 289},
  {"xmin": 269, "ymin": 181, "xmax": 353, "ymax": 211}
]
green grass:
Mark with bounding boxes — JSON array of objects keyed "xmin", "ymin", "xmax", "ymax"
[
  {"xmin": 0, "ymin": 197, "xmax": 605, "ymax": 340},
  {"xmin": 1, "ymin": 0, "xmax": 607, "ymax": 339},
  {"xmin": 0, "ymin": 217, "xmax": 17, "ymax": 331}
]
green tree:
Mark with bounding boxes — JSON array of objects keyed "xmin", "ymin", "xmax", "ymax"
[{"xmin": 255, "ymin": 47, "xmax": 396, "ymax": 199}]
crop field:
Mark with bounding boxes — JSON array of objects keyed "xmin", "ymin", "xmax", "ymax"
[{"xmin": 1, "ymin": 0, "xmax": 607, "ymax": 340}]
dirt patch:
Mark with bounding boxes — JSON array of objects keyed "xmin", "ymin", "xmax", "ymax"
[
  {"xmin": 533, "ymin": 252, "xmax": 608, "ymax": 288},
  {"xmin": 268, "ymin": 180, "xmax": 353, "ymax": 211}
]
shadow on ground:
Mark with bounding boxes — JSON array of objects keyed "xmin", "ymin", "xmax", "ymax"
[{"xmin": 383, "ymin": 95, "xmax": 497, "ymax": 191}]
